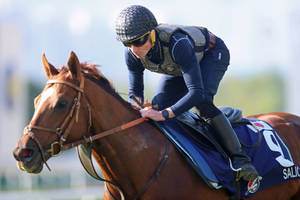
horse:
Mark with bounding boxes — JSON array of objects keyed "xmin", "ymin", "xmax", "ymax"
[{"xmin": 13, "ymin": 52, "xmax": 300, "ymax": 200}]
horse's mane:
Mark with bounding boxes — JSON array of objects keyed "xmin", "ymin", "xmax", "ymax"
[
  {"xmin": 55, "ymin": 63, "xmax": 114, "ymax": 89},
  {"xmin": 55, "ymin": 63, "xmax": 135, "ymax": 111}
]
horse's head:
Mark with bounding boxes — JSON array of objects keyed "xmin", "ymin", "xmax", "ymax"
[{"xmin": 13, "ymin": 52, "xmax": 91, "ymax": 173}]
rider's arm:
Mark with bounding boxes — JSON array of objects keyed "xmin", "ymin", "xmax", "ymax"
[
  {"xmin": 168, "ymin": 33, "xmax": 205, "ymax": 116},
  {"xmin": 125, "ymin": 48, "xmax": 145, "ymax": 103}
]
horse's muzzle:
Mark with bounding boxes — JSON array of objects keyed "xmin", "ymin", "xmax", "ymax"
[{"xmin": 13, "ymin": 142, "xmax": 44, "ymax": 173}]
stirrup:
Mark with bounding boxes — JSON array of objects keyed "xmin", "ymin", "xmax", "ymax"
[
  {"xmin": 230, "ymin": 159, "xmax": 258, "ymax": 181},
  {"xmin": 234, "ymin": 168, "xmax": 258, "ymax": 181}
]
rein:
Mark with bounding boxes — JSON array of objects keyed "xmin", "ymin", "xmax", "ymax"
[{"xmin": 62, "ymin": 117, "xmax": 147, "ymax": 150}]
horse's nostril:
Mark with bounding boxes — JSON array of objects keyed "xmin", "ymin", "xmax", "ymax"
[{"xmin": 21, "ymin": 148, "xmax": 34, "ymax": 158}]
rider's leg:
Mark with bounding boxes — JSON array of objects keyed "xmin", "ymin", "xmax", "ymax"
[
  {"xmin": 197, "ymin": 102, "xmax": 258, "ymax": 181},
  {"xmin": 152, "ymin": 75, "xmax": 187, "ymax": 110}
]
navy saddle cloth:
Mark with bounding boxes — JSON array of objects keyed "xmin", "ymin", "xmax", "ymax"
[{"xmin": 157, "ymin": 111, "xmax": 300, "ymax": 198}]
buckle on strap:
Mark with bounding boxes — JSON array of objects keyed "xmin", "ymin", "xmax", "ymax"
[{"xmin": 47, "ymin": 141, "xmax": 62, "ymax": 157}]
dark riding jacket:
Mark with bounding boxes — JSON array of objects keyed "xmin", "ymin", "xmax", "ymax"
[
  {"xmin": 140, "ymin": 24, "xmax": 208, "ymax": 76},
  {"xmin": 125, "ymin": 24, "xmax": 230, "ymax": 116}
]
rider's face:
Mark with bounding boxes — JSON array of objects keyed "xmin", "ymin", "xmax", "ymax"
[{"xmin": 128, "ymin": 37, "xmax": 153, "ymax": 58}]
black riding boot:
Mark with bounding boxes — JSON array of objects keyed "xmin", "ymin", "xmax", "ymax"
[{"xmin": 208, "ymin": 113, "xmax": 259, "ymax": 181}]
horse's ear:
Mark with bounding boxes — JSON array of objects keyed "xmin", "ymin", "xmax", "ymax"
[
  {"xmin": 67, "ymin": 51, "xmax": 81, "ymax": 81},
  {"xmin": 42, "ymin": 53, "xmax": 58, "ymax": 79}
]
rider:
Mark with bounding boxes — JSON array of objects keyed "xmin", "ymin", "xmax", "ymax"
[{"xmin": 115, "ymin": 5, "xmax": 258, "ymax": 181}]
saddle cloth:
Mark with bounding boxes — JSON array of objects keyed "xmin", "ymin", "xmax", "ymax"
[{"xmin": 157, "ymin": 112, "xmax": 300, "ymax": 198}]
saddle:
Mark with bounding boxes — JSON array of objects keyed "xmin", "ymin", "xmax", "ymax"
[
  {"xmin": 175, "ymin": 106, "xmax": 244, "ymax": 155},
  {"xmin": 174, "ymin": 107, "xmax": 244, "ymax": 177},
  {"xmin": 177, "ymin": 106, "xmax": 243, "ymax": 128},
  {"xmin": 170, "ymin": 106, "xmax": 247, "ymax": 199}
]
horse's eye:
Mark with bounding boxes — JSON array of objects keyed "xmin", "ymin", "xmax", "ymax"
[{"xmin": 55, "ymin": 99, "xmax": 69, "ymax": 111}]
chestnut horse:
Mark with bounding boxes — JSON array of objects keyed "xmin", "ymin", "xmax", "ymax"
[{"xmin": 13, "ymin": 52, "xmax": 300, "ymax": 200}]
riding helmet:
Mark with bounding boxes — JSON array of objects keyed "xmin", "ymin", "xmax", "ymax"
[{"xmin": 115, "ymin": 5, "xmax": 158, "ymax": 42}]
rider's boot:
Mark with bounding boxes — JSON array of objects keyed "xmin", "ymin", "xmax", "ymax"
[{"xmin": 207, "ymin": 113, "xmax": 259, "ymax": 181}]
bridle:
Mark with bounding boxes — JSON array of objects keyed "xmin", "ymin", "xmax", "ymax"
[
  {"xmin": 24, "ymin": 72, "xmax": 147, "ymax": 162},
  {"xmin": 23, "ymin": 73, "xmax": 89, "ymax": 170},
  {"xmin": 23, "ymin": 70, "xmax": 147, "ymax": 166}
]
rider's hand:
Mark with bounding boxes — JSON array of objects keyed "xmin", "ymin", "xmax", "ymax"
[
  {"xmin": 140, "ymin": 107, "xmax": 175, "ymax": 121},
  {"xmin": 139, "ymin": 107, "xmax": 165, "ymax": 121}
]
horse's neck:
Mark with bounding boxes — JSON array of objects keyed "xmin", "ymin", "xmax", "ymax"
[{"xmin": 85, "ymin": 81, "xmax": 165, "ymax": 196}]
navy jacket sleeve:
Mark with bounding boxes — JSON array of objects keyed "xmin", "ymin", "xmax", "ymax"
[
  {"xmin": 125, "ymin": 48, "xmax": 145, "ymax": 101},
  {"xmin": 169, "ymin": 33, "xmax": 205, "ymax": 116}
]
